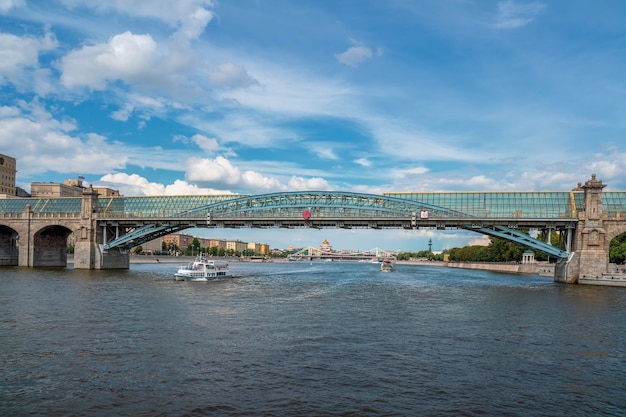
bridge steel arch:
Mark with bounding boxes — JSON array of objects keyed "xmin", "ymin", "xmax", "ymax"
[{"xmin": 101, "ymin": 191, "xmax": 572, "ymax": 259}]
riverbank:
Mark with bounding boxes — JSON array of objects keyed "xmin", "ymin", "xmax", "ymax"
[
  {"xmin": 67, "ymin": 255, "xmax": 554, "ymax": 276},
  {"xmin": 396, "ymin": 260, "xmax": 554, "ymax": 277}
]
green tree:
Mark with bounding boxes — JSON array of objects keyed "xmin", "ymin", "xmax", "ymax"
[
  {"xmin": 448, "ymin": 236, "xmax": 526, "ymax": 262},
  {"xmin": 192, "ymin": 238, "xmax": 201, "ymax": 254},
  {"xmin": 487, "ymin": 238, "xmax": 523, "ymax": 262},
  {"xmin": 609, "ymin": 232, "xmax": 626, "ymax": 264}
]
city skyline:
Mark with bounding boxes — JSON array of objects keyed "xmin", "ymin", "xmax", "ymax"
[{"xmin": 1, "ymin": 1, "xmax": 625, "ymax": 251}]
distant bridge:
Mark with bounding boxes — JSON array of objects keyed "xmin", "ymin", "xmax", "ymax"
[{"xmin": 1, "ymin": 175, "xmax": 625, "ymax": 284}]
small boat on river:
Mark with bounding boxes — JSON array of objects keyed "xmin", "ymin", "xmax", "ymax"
[
  {"xmin": 174, "ymin": 255, "xmax": 232, "ymax": 281},
  {"xmin": 381, "ymin": 259, "xmax": 394, "ymax": 272}
]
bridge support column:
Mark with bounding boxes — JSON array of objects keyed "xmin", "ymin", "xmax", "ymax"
[
  {"xmin": 555, "ymin": 175, "xmax": 608, "ymax": 283},
  {"xmin": 73, "ymin": 186, "xmax": 129, "ymax": 269},
  {"xmin": 17, "ymin": 204, "xmax": 33, "ymax": 267},
  {"xmin": 554, "ymin": 253, "xmax": 578, "ymax": 284},
  {"xmin": 95, "ymin": 246, "xmax": 130, "ymax": 269}
]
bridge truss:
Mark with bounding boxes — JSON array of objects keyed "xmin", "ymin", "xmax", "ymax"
[{"xmin": 100, "ymin": 191, "xmax": 574, "ymax": 258}]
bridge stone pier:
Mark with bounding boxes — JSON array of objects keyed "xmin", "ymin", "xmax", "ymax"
[
  {"xmin": 555, "ymin": 174, "xmax": 623, "ymax": 284},
  {"xmin": 72, "ymin": 187, "xmax": 129, "ymax": 270}
]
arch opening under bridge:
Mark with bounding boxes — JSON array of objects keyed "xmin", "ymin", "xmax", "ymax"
[
  {"xmin": 33, "ymin": 225, "xmax": 73, "ymax": 267},
  {"xmin": 0, "ymin": 225, "xmax": 18, "ymax": 266}
]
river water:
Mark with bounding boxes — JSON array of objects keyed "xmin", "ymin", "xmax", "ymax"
[{"xmin": 1, "ymin": 261, "xmax": 625, "ymax": 416}]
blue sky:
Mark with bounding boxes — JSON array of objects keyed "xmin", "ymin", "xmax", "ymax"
[{"xmin": 1, "ymin": 0, "xmax": 626, "ymax": 252}]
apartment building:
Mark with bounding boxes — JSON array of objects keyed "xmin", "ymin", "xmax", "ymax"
[{"xmin": 0, "ymin": 153, "xmax": 17, "ymax": 196}]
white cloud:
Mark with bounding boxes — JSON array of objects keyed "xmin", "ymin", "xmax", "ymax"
[
  {"xmin": 369, "ymin": 120, "xmax": 486, "ymax": 163},
  {"xmin": 241, "ymin": 170, "xmax": 284, "ymax": 191},
  {"xmin": 208, "ymin": 63, "xmax": 259, "ymax": 88},
  {"xmin": 468, "ymin": 236, "xmax": 491, "ymax": 246},
  {"xmin": 0, "ymin": 105, "xmax": 20, "ymax": 117},
  {"xmin": 335, "ymin": 45, "xmax": 373, "ymax": 67},
  {"xmin": 186, "ymin": 156, "xmax": 241, "ymax": 186},
  {"xmin": 110, "ymin": 103, "xmax": 134, "ymax": 121},
  {"xmin": 311, "ymin": 144, "xmax": 339, "ymax": 160},
  {"xmin": 98, "ymin": 172, "xmax": 233, "ymax": 196},
  {"xmin": 183, "ymin": 156, "xmax": 331, "ymax": 193},
  {"xmin": 191, "ymin": 134, "xmax": 219, "ymax": 153},
  {"xmin": 129, "ymin": 93, "xmax": 168, "ymax": 109},
  {"xmin": 0, "ymin": 0, "xmax": 25, "ymax": 13},
  {"xmin": 287, "ymin": 176, "xmax": 330, "ymax": 191},
  {"xmin": 0, "ymin": 31, "xmax": 57, "ymax": 85},
  {"xmin": 354, "ymin": 158, "xmax": 371, "ymax": 167},
  {"xmin": 403, "ymin": 167, "xmax": 429, "ymax": 176},
  {"xmin": 60, "ymin": 0, "xmax": 214, "ymax": 39},
  {"xmin": 494, "ymin": 1, "xmax": 546, "ymax": 29},
  {"xmin": 60, "ymin": 31, "xmax": 160, "ymax": 89},
  {"xmin": 0, "ymin": 101, "xmax": 125, "ymax": 177},
  {"xmin": 176, "ymin": 6, "xmax": 213, "ymax": 40},
  {"xmin": 209, "ymin": 61, "xmax": 357, "ymax": 122},
  {"xmin": 184, "ymin": 112, "xmax": 300, "ymax": 148}
]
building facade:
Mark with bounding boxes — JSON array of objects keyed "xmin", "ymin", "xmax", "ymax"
[
  {"xmin": 248, "ymin": 242, "xmax": 270, "ymax": 255},
  {"xmin": 142, "ymin": 233, "xmax": 270, "ymax": 255},
  {"xmin": 226, "ymin": 240, "xmax": 248, "ymax": 253},
  {"xmin": 31, "ymin": 179, "xmax": 120, "ymax": 198},
  {"xmin": 208, "ymin": 239, "xmax": 227, "ymax": 250},
  {"xmin": 319, "ymin": 239, "xmax": 333, "ymax": 253},
  {"xmin": 163, "ymin": 234, "xmax": 194, "ymax": 250},
  {"xmin": 0, "ymin": 154, "xmax": 17, "ymax": 196},
  {"xmin": 31, "ymin": 182, "xmax": 84, "ymax": 197},
  {"xmin": 141, "ymin": 236, "xmax": 163, "ymax": 254}
]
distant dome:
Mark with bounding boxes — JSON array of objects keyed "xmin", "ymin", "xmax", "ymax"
[{"xmin": 319, "ymin": 239, "xmax": 333, "ymax": 253}]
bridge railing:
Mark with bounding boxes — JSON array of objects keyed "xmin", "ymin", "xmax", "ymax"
[
  {"xmin": 0, "ymin": 212, "xmax": 81, "ymax": 219},
  {"xmin": 0, "ymin": 213, "xmax": 25, "ymax": 219},
  {"xmin": 605, "ymin": 210, "xmax": 626, "ymax": 218},
  {"xmin": 31, "ymin": 213, "xmax": 81, "ymax": 219}
]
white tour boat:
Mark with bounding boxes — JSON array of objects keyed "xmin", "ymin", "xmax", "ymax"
[
  {"xmin": 380, "ymin": 259, "xmax": 394, "ymax": 272},
  {"xmin": 174, "ymin": 255, "xmax": 232, "ymax": 281}
]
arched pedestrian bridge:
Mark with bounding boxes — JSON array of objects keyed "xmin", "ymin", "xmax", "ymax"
[{"xmin": 1, "ymin": 174, "xmax": 626, "ymax": 284}]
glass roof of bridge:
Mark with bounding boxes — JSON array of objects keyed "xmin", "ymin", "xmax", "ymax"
[
  {"xmin": 2, "ymin": 191, "xmax": 626, "ymax": 218},
  {"xmin": 383, "ymin": 191, "xmax": 584, "ymax": 218},
  {"xmin": 0, "ymin": 197, "xmax": 82, "ymax": 213},
  {"xmin": 601, "ymin": 191, "xmax": 626, "ymax": 215},
  {"xmin": 98, "ymin": 195, "xmax": 242, "ymax": 217},
  {"xmin": 0, "ymin": 195, "xmax": 242, "ymax": 215}
]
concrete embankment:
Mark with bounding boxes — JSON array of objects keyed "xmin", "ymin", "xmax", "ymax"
[
  {"xmin": 66, "ymin": 255, "xmax": 553, "ymax": 276},
  {"xmin": 396, "ymin": 260, "xmax": 554, "ymax": 276},
  {"xmin": 445, "ymin": 262, "xmax": 552, "ymax": 275}
]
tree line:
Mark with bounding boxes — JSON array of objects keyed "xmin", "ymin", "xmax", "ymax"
[
  {"xmin": 399, "ymin": 231, "xmax": 626, "ymax": 264},
  {"xmin": 396, "ymin": 237, "xmax": 530, "ymax": 263}
]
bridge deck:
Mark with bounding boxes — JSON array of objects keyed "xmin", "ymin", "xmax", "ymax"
[{"xmin": 3, "ymin": 190, "xmax": 626, "ymax": 218}]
